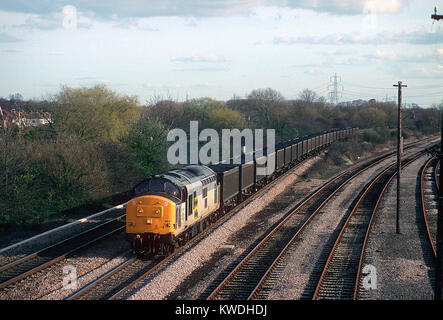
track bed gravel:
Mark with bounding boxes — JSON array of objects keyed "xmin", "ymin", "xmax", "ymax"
[
  {"xmin": 0, "ymin": 232, "xmax": 130, "ymax": 300},
  {"xmin": 0, "ymin": 207, "xmax": 125, "ymax": 268},
  {"xmin": 119, "ymin": 155, "xmax": 326, "ymax": 300},
  {"xmin": 257, "ymin": 151, "xmax": 404, "ymax": 299},
  {"xmin": 359, "ymin": 155, "xmax": 435, "ymax": 300}
]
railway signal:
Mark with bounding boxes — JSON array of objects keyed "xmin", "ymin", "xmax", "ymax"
[{"xmin": 431, "ymin": 6, "xmax": 443, "ymax": 301}]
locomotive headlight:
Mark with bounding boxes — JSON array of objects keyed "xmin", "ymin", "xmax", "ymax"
[{"xmin": 146, "ymin": 219, "xmax": 152, "ymax": 225}]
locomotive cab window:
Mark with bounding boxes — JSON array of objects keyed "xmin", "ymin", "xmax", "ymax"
[
  {"xmin": 165, "ymin": 181, "xmax": 181, "ymax": 199},
  {"xmin": 134, "ymin": 178, "xmax": 182, "ymax": 199},
  {"xmin": 149, "ymin": 179, "xmax": 163, "ymax": 192},
  {"xmin": 134, "ymin": 180, "xmax": 149, "ymax": 196}
]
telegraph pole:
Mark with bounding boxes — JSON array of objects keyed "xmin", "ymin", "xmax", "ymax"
[
  {"xmin": 431, "ymin": 6, "xmax": 443, "ymax": 301},
  {"xmin": 393, "ymin": 81, "xmax": 406, "ymax": 234}
]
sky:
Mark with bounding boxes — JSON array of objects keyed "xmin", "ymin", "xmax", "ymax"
[{"xmin": 0, "ymin": 0, "xmax": 443, "ymax": 107}]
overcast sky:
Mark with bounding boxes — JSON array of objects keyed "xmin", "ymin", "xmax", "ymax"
[{"xmin": 0, "ymin": 0, "xmax": 442, "ymax": 107}]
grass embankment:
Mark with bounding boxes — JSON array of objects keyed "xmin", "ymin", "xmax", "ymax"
[{"xmin": 304, "ymin": 128, "xmax": 432, "ymax": 180}]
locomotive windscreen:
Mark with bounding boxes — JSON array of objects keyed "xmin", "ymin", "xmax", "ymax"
[{"xmin": 134, "ymin": 178, "xmax": 182, "ymax": 199}]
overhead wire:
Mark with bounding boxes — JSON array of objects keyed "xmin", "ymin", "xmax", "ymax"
[{"xmin": 342, "ymin": 82, "xmax": 395, "ymax": 90}]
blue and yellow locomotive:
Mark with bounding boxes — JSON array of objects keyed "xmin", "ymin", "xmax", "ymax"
[{"xmin": 126, "ymin": 165, "xmax": 219, "ymax": 257}]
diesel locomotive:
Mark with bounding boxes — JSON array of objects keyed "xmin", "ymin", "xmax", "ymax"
[{"xmin": 126, "ymin": 128, "xmax": 358, "ymax": 257}]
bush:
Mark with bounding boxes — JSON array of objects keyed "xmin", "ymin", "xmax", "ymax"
[
  {"xmin": 0, "ymin": 138, "xmax": 110, "ymax": 226},
  {"xmin": 362, "ymin": 129, "xmax": 389, "ymax": 144}
]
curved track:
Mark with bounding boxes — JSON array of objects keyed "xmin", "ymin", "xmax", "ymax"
[
  {"xmin": 420, "ymin": 156, "xmax": 438, "ymax": 258},
  {"xmin": 204, "ymin": 144, "xmax": 434, "ymax": 300},
  {"xmin": 66, "ymin": 145, "xmax": 332, "ymax": 300},
  {"xmin": 1, "ymin": 137, "xmax": 437, "ymax": 299},
  {"xmin": 312, "ymin": 148, "xmax": 433, "ymax": 300}
]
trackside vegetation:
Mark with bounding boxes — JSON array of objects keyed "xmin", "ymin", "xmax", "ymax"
[{"xmin": 0, "ymin": 85, "xmax": 440, "ymax": 237}]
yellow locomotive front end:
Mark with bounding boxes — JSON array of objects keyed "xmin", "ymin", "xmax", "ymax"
[
  {"xmin": 126, "ymin": 194, "xmax": 178, "ymax": 257},
  {"xmin": 126, "ymin": 166, "xmax": 218, "ymax": 258}
]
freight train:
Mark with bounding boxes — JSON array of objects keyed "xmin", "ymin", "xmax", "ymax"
[{"xmin": 125, "ymin": 128, "xmax": 359, "ymax": 258}]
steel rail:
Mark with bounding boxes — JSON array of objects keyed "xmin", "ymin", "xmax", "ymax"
[
  {"xmin": 420, "ymin": 156, "xmax": 438, "ymax": 258},
  {"xmin": 7, "ymin": 136, "xmax": 435, "ymax": 299},
  {"xmin": 312, "ymin": 148, "xmax": 431, "ymax": 300},
  {"xmin": 0, "ymin": 216, "xmax": 125, "ymax": 290},
  {"xmin": 65, "ymin": 257, "xmax": 139, "ymax": 300},
  {"xmin": 352, "ymin": 156, "xmax": 420, "ymax": 299},
  {"xmin": 70, "ymin": 137, "xmax": 436, "ymax": 300},
  {"xmin": 353, "ymin": 151, "xmax": 436, "ymax": 299},
  {"xmin": 206, "ymin": 143, "xmax": 430, "ymax": 300},
  {"xmin": 67, "ymin": 143, "xmax": 333, "ymax": 300},
  {"xmin": 246, "ymin": 148, "xmax": 413, "ymax": 300}
]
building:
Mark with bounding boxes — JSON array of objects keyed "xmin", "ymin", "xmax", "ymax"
[{"xmin": 0, "ymin": 106, "xmax": 51, "ymax": 129}]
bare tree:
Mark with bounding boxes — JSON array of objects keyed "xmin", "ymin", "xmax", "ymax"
[
  {"xmin": 298, "ymin": 89, "xmax": 318, "ymax": 103},
  {"xmin": 244, "ymin": 88, "xmax": 290, "ymax": 139},
  {"xmin": 0, "ymin": 127, "xmax": 18, "ymax": 192},
  {"xmin": 247, "ymin": 88, "xmax": 284, "ymax": 101},
  {"xmin": 8, "ymin": 93, "xmax": 23, "ymax": 101}
]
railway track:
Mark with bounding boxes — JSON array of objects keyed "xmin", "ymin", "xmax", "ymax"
[
  {"xmin": 312, "ymin": 148, "xmax": 432, "ymax": 300},
  {"xmin": 203, "ymin": 143, "xmax": 435, "ymax": 300},
  {"xmin": 65, "ymin": 141, "xmax": 398, "ymax": 300},
  {"xmin": 0, "ymin": 216, "xmax": 125, "ymax": 291},
  {"xmin": 1, "ymin": 134, "xmax": 352, "ymax": 299},
  {"xmin": 420, "ymin": 156, "xmax": 438, "ymax": 258},
  {"xmin": 66, "ymin": 148, "xmax": 334, "ymax": 300},
  {"xmin": 66, "ymin": 136, "xmax": 376, "ymax": 300},
  {"xmin": 1, "ymin": 137, "xmax": 436, "ymax": 299},
  {"xmin": 66, "ymin": 257, "xmax": 159, "ymax": 300}
]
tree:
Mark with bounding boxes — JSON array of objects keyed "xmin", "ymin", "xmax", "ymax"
[
  {"xmin": 245, "ymin": 88, "xmax": 291, "ymax": 141},
  {"xmin": 51, "ymin": 85, "xmax": 140, "ymax": 143},
  {"xmin": 8, "ymin": 93, "xmax": 23, "ymax": 101},
  {"xmin": 148, "ymin": 100, "xmax": 183, "ymax": 129},
  {"xmin": 0, "ymin": 126, "xmax": 27, "ymax": 224},
  {"xmin": 123, "ymin": 115, "xmax": 170, "ymax": 176},
  {"xmin": 357, "ymin": 107, "xmax": 388, "ymax": 129},
  {"xmin": 247, "ymin": 88, "xmax": 284, "ymax": 101},
  {"xmin": 298, "ymin": 89, "xmax": 318, "ymax": 103},
  {"xmin": 206, "ymin": 106, "xmax": 246, "ymax": 132},
  {"xmin": 245, "ymin": 88, "xmax": 284, "ymax": 125}
]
